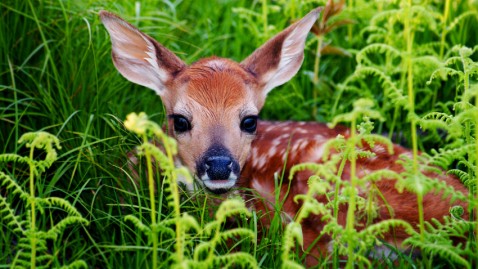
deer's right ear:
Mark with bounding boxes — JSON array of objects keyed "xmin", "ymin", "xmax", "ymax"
[
  {"xmin": 240, "ymin": 8, "xmax": 321, "ymax": 96},
  {"xmin": 99, "ymin": 11, "xmax": 185, "ymax": 96}
]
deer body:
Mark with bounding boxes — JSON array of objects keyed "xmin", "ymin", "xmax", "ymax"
[
  {"xmin": 240, "ymin": 120, "xmax": 468, "ymax": 261},
  {"xmin": 100, "ymin": 8, "xmax": 469, "ymax": 263}
]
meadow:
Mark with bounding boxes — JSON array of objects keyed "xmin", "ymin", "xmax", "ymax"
[{"xmin": 1, "ymin": 0, "xmax": 478, "ymax": 268}]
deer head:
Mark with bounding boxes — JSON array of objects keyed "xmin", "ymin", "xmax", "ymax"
[{"xmin": 100, "ymin": 8, "xmax": 321, "ymax": 194}]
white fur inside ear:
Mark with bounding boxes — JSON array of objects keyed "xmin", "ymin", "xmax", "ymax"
[
  {"xmin": 263, "ymin": 10, "xmax": 319, "ymax": 94},
  {"xmin": 102, "ymin": 16, "xmax": 167, "ymax": 95}
]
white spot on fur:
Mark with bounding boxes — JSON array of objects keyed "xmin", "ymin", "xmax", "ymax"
[
  {"xmin": 295, "ymin": 128, "xmax": 309, "ymax": 134},
  {"xmin": 310, "ymin": 143, "xmax": 326, "ymax": 161},
  {"xmin": 278, "ymin": 133, "xmax": 289, "ymax": 140},
  {"xmin": 256, "ymin": 156, "xmax": 267, "ymax": 169},
  {"xmin": 373, "ymin": 144, "xmax": 387, "ymax": 154},
  {"xmin": 252, "ymin": 179, "xmax": 271, "ymax": 196},
  {"xmin": 267, "ymin": 146, "xmax": 278, "ymax": 158}
]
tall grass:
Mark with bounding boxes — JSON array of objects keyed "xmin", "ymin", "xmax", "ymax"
[{"xmin": 1, "ymin": 0, "xmax": 477, "ymax": 268}]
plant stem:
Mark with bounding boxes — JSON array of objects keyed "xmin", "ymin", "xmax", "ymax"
[
  {"xmin": 333, "ymin": 148, "xmax": 348, "ymax": 268},
  {"xmin": 29, "ymin": 146, "xmax": 36, "ymax": 269},
  {"xmin": 404, "ymin": 0, "xmax": 426, "ymax": 249},
  {"xmin": 439, "ymin": 0, "xmax": 450, "ymax": 59},
  {"xmin": 262, "ymin": 0, "xmax": 268, "ymax": 39},
  {"xmin": 143, "ymin": 135, "xmax": 158, "ymax": 269},
  {"xmin": 475, "ymin": 82, "xmax": 478, "ymax": 265},
  {"xmin": 162, "ymin": 135, "xmax": 183, "ymax": 263},
  {"xmin": 313, "ymin": 35, "xmax": 323, "ymax": 118},
  {"xmin": 347, "ymin": 0, "xmax": 354, "ymax": 41},
  {"xmin": 461, "ymin": 49, "xmax": 478, "ymax": 264},
  {"xmin": 345, "ymin": 118, "xmax": 357, "ymax": 269}
]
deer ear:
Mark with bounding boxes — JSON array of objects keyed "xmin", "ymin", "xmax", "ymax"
[
  {"xmin": 99, "ymin": 10, "xmax": 185, "ymax": 96},
  {"xmin": 240, "ymin": 8, "xmax": 321, "ymax": 95}
]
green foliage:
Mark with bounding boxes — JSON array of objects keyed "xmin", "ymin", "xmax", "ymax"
[
  {"xmin": 1, "ymin": 0, "xmax": 478, "ymax": 268},
  {"xmin": 0, "ymin": 132, "xmax": 89, "ymax": 268},
  {"xmin": 287, "ymin": 101, "xmax": 418, "ymax": 268},
  {"xmin": 404, "ymin": 217, "xmax": 475, "ymax": 268}
]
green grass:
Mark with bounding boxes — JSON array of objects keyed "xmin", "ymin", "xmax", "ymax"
[{"xmin": 1, "ymin": 0, "xmax": 478, "ymax": 268}]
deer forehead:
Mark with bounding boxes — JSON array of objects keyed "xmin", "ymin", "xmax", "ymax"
[{"xmin": 169, "ymin": 58, "xmax": 262, "ymax": 118}]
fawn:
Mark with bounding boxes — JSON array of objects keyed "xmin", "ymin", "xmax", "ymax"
[{"xmin": 100, "ymin": 8, "xmax": 469, "ymax": 264}]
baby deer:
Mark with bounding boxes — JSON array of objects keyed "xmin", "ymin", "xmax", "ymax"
[{"xmin": 100, "ymin": 8, "xmax": 468, "ymax": 264}]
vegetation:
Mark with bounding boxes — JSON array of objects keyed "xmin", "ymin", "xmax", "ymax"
[{"xmin": 1, "ymin": 0, "xmax": 477, "ymax": 268}]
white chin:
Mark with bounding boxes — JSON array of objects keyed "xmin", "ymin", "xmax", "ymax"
[
  {"xmin": 202, "ymin": 179, "xmax": 237, "ymax": 191},
  {"xmin": 199, "ymin": 173, "xmax": 238, "ymax": 192}
]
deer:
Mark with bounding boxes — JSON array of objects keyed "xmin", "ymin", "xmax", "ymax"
[{"xmin": 99, "ymin": 7, "xmax": 469, "ymax": 265}]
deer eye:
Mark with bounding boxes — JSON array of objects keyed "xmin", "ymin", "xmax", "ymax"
[
  {"xmin": 171, "ymin": 114, "xmax": 191, "ymax": 133},
  {"xmin": 240, "ymin": 116, "xmax": 258, "ymax": 134}
]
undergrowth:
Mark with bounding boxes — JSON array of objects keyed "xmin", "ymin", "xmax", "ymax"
[
  {"xmin": 0, "ymin": 132, "xmax": 89, "ymax": 268},
  {"xmin": 1, "ymin": 0, "xmax": 478, "ymax": 268}
]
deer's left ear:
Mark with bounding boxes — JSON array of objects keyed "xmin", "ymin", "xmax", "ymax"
[{"xmin": 240, "ymin": 8, "xmax": 321, "ymax": 95}]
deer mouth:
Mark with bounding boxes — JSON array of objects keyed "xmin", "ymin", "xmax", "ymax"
[
  {"xmin": 196, "ymin": 144, "xmax": 241, "ymax": 194},
  {"xmin": 200, "ymin": 174, "xmax": 238, "ymax": 194}
]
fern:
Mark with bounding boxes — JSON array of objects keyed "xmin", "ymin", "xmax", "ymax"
[
  {"xmin": 0, "ymin": 171, "xmax": 30, "ymax": 200},
  {"xmin": 404, "ymin": 217, "xmax": 474, "ymax": 268},
  {"xmin": 281, "ymin": 222, "xmax": 305, "ymax": 269},
  {"xmin": 0, "ymin": 131, "xmax": 89, "ymax": 268},
  {"xmin": 59, "ymin": 260, "xmax": 88, "ymax": 269}
]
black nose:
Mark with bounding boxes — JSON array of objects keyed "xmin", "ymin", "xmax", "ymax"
[{"xmin": 206, "ymin": 156, "xmax": 233, "ymax": 180}]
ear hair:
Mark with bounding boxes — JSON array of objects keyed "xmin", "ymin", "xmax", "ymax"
[
  {"xmin": 99, "ymin": 10, "xmax": 185, "ymax": 96},
  {"xmin": 240, "ymin": 8, "xmax": 321, "ymax": 95}
]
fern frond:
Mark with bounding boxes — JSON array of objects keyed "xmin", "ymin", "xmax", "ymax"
[
  {"xmin": 405, "ymin": 237, "xmax": 470, "ymax": 268},
  {"xmin": 137, "ymin": 142, "xmax": 172, "ymax": 170},
  {"xmin": 397, "ymin": 157, "xmax": 468, "ymax": 202},
  {"xmin": 0, "ymin": 153, "xmax": 32, "ymax": 166},
  {"xmin": 360, "ymin": 25, "xmax": 387, "ymax": 43},
  {"xmin": 445, "ymin": 10, "xmax": 478, "ymax": 36},
  {"xmin": 359, "ymin": 170, "xmax": 402, "ymax": 184},
  {"xmin": 415, "ymin": 41, "xmax": 444, "ymax": 56},
  {"xmin": 215, "ymin": 198, "xmax": 251, "ymax": 223},
  {"xmin": 412, "ymin": 56, "xmax": 442, "ymax": 82},
  {"xmin": 343, "ymin": 67, "xmax": 406, "ymax": 107},
  {"xmin": 125, "ymin": 215, "xmax": 152, "ymax": 238},
  {"xmin": 427, "ymin": 66, "xmax": 463, "ymax": 85},
  {"xmin": 213, "ymin": 252, "xmax": 258, "ymax": 269},
  {"xmin": 423, "ymin": 144, "xmax": 472, "ymax": 169},
  {"xmin": 151, "ymin": 222, "xmax": 176, "ymax": 238},
  {"xmin": 447, "ymin": 169, "xmax": 469, "ymax": 184},
  {"xmin": 180, "ymin": 213, "xmax": 201, "ymax": 233},
  {"xmin": 0, "ymin": 195, "xmax": 25, "ymax": 234},
  {"xmin": 0, "ymin": 171, "xmax": 30, "ymax": 201},
  {"xmin": 359, "ymin": 219, "xmax": 415, "ymax": 241},
  {"xmin": 420, "ymin": 112, "xmax": 453, "ymax": 128},
  {"xmin": 361, "ymin": 134, "xmax": 394, "ymax": 154},
  {"xmin": 45, "ymin": 197, "xmax": 84, "ymax": 217},
  {"xmin": 370, "ymin": 9, "xmax": 399, "ymax": 27},
  {"xmin": 18, "ymin": 131, "xmax": 61, "ymax": 171},
  {"xmin": 59, "ymin": 260, "xmax": 88, "ymax": 269},
  {"xmin": 220, "ymin": 228, "xmax": 255, "ymax": 242},
  {"xmin": 46, "ymin": 216, "xmax": 89, "ymax": 240},
  {"xmin": 17, "ymin": 234, "xmax": 52, "ymax": 268},
  {"xmin": 289, "ymin": 163, "xmax": 322, "ymax": 180},
  {"xmin": 281, "ymin": 222, "xmax": 303, "ymax": 264},
  {"xmin": 356, "ymin": 43, "xmax": 401, "ymax": 66},
  {"xmin": 281, "ymin": 260, "xmax": 304, "ymax": 269}
]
